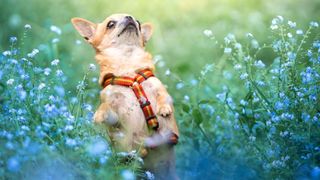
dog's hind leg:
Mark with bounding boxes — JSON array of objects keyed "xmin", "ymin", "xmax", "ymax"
[{"xmin": 144, "ymin": 145, "xmax": 178, "ymax": 180}]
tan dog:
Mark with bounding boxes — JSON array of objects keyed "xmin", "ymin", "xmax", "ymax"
[{"xmin": 71, "ymin": 14, "xmax": 179, "ymax": 179}]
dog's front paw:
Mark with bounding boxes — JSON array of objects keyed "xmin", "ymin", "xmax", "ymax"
[
  {"xmin": 93, "ymin": 110, "xmax": 118, "ymax": 125},
  {"xmin": 157, "ymin": 104, "xmax": 172, "ymax": 117},
  {"xmin": 93, "ymin": 111, "xmax": 105, "ymax": 123}
]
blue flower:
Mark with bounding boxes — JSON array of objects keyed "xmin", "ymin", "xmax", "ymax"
[
  {"xmin": 275, "ymin": 101, "xmax": 284, "ymax": 110},
  {"xmin": 9, "ymin": 36, "xmax": 17, "ymax": 43},
  {"xmin": 65, "ymin": 138, "xmax": 77, "ymax": 147},
  {"xmin": 7, "ymin": 157, "xmax": 20, "ymax": 172},
  {"xmin": 121, "ymin": 170, "xmax": 135, "ymax": 180},
  {"xmin": 301, "ymin": 112, "xmax": 310, "ymax": 122},
  {"xmin": 240, "ymin": 73, "xmax": 248, "ymax": 80},
  {"xmin": 288, "ymin": 20, "xmax": 296, "ymax": 28},
  {"xmin": 54, "ymin": 86, "xmax": 65, "ymax": 97},
  {"xmin": 176, "ymin": 82, "xmax": 184, "ymax": 89},
  {"xmin": 311, "ymin": 167, "xmax": 320, "ymax": 179},
  {"xmin": 287, "ymin": 52, "xmax": 296, "ymax": 61},
  {"xmin": 216, "ymin": 92, "xmax": 226, "ymax": 102}
]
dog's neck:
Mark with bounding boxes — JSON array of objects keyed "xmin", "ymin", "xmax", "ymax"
[{"xmin": 95, "ymin": 45, "xmax": 155, "ymax": 85}]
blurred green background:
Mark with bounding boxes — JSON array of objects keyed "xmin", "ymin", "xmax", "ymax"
[
  {"xmin": 1, "ymin": 0, "xmax": 319, "ymax": 89},
  {"xmin": 1, "ymin": 0, "xmax": 320, "ymax": 178}
]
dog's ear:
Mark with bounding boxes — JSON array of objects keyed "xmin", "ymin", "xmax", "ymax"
[
  {"xmin": 141, "ymin": 23, "xmax": 153, "ymax": 46},
  {"xmin": 71, "ymin": 18, "xmax": 97, "ymax": 43}
]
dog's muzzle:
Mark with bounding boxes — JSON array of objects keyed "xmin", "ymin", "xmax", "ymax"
[{"xmin": 118, "ymin": 16, "xmax": 138, "ymax": 37}]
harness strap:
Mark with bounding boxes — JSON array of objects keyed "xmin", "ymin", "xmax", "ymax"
[
  {"xmin": 103, "ymin": 69, "xmax": 158, "ymax": 130},
  {"xmin": 102, "ymin": 68, "xmax": 178, "ymax": 145}
]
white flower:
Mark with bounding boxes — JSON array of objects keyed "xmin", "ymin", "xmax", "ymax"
[
  {"xmin": 296, "ymin": 29, "xmax": 304, "ymax": 35},
  {"xmin": 249, "ymin": 135, "xmax": 256, "ymax": 142},
  {"xmin": 51, "ymin": 59, "xmax": 60, "ymax": 66},
  {"xmin": 200, "ymin": 63, "xmax": 214, "ymax": 76},
  {"xmin": 234, "ymin": 64, "xmax": 242, "ymax": 70},
  {"xmin": 56, "ymin": 70, "xmax": 63, "ymax": 76},
  {"xmin": 145, "ymin": 171, "xmax": 155, "ymax": 180},
  {"xmin": 44, "ymin": 68, "xmax": 51, "ymax": 76},
  {"xmin": 89, "ymin": 64, "xmax": 96, "ymax": 71},
  {"xmin": 27, "ymin": 49, "xmax": 39, "ymax": 58},
  {"xmin": 50, "ymin": 25, "xmax": 62, "ymax": 35},
  {"xmin": 235, "ymin": 43, "xmax": 242, "ymax": 49},
  {"xmin": 310, "ymin": 21, "xmax": 319, "ymax": 28},
  {"xmin": 203, "ymin": 29, "xmax": 213, "ymax": 37},
  {"xmin": 75, "ymin": 40, "xmax": 82, "ymax": 45},
  {"xmin": 271, "ymin": 18, "xmax": 278, "ymax": 25},
  {"xmin": 250, "ymin": 40, "xmax": 259, "ymax": 50},
  {"xmin": 246, "ymin": 33, "xmax": 253, "ymax": 38},
  {"xmin": 184, "ymin": 95, "xmax": 190, "ymax": 101},
  {"xmin": 52, "ymin": 38, "xmax": 60, "ymax": 43},
  {"xmin": 38, "ymin": 83, "xmax": 46, "ymax": 90},
  {"xmin": 224, "ymin": 47, "xmax": 232, "ymax": 54},
  {"xmin": 6, "ymin": 79, "xmax": 14, "ymax": 85},
  {"xmin": 287, "ymin": 33, "xmax": 293, "ymax": 38},
  {"xmin": 165, "ymin": 69, "xmax": 171, "ymax": 76},
  {"xmin": 24, "ymin": 24, "xmax": 32, "ymax": 29},
  {"xmin": 287, "ymin": 21, "xmax": 296, "ymax": 28},
  {"xmin": 270, "ymin": 24, "xmax": 279, "ymax": 30},
  {"xmin": 254, "ymin": 60, "xmax": 266, "ymax": 68},
  {"xmin": 153, "ymin": 55, "xmax": 162, "ymax": 64},
  {"xmin": 224, "ymin": 33, "xmax": 235, "ymax": 44},
  {"xmin": 2, "ymin": 50, "xmax": 11, "ymax": 56},
  {"xmin": 240, "ymin": 73, "xmax": 249, "ymax": 80},
  {"xmin": 277, "ymin": 15, "xmax": 284, "ymax": 22}
]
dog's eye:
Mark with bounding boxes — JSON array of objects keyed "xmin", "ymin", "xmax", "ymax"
[
  {"xmin": 136, "ymin": 20, "xmax": 141, "ymax": 31},
  {"xmin": 107, "ymin": 21, "xmax": 116, "ymax": 29}
]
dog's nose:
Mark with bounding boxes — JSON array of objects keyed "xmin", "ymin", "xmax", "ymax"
[{"xmin": 125, "ymin": 16, "xmax": 133, "ymax": 20}]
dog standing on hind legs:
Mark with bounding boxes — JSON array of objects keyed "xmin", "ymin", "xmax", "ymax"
[{"xmin": 71, "ymin": 14, "xmax": 179, "ymax": 179}]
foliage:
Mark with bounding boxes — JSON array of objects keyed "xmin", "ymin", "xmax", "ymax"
[{"xmin": 174, "ymin": 17, "xmax": 320, "ymax": 179}]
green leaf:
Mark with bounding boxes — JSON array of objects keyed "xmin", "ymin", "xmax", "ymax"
[
  {"xmin": 182, "ymin": 103, "xmax": 190, "ymax": 113},
  {"xmin": 198, "ymin": 99, "xmax": 216, "ymax": 105},
  {"xmin": 192, "ymin": 108, "xmax": 203, "ymax": 125}
]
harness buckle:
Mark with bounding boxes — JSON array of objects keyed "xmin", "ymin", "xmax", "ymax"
[
  {"xmin": 140, "ymin": 100, "xmax": 151, "ymax": 108},
  {"xmin": 131, "ymin": 81, "xmax": 138, "ymax": 88}
]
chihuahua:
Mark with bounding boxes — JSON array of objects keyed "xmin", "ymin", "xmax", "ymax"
[{"xmin": 71, "ymin": 14, "xmax": 179, "ymax": 179}]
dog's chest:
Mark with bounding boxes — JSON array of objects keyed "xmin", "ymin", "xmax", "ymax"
[{"xmin": 101, "ymin": 79, "xmax": 157, "ymax": 116}]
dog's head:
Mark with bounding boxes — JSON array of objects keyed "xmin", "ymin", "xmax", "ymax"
[{"xmin": 71, "ymin": 14, "xmax": 153, "ymax": 51}]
